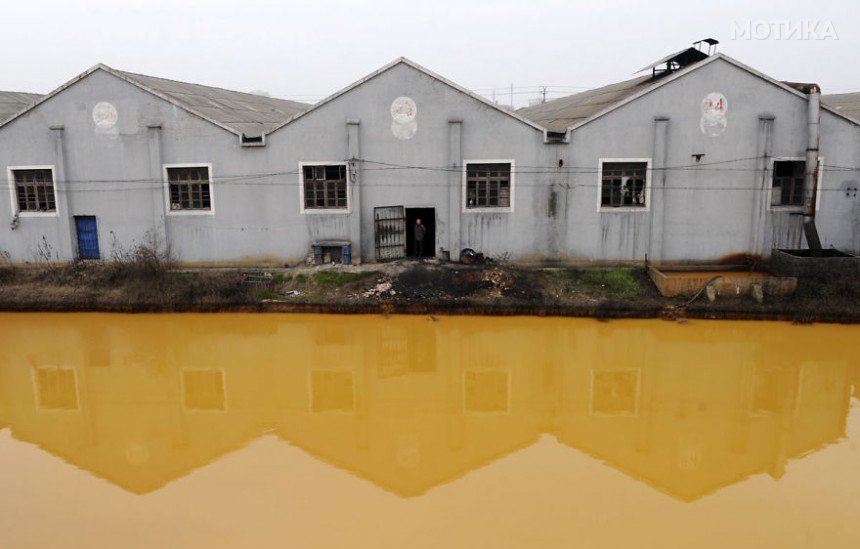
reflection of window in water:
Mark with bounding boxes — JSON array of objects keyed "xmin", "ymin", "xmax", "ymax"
[
  {"xmin": 591, "ymin": 370, "xmax": 639, "ymax": 415},
  {"xmin": 34, "ymin": 367, "xmax": 79, "ymax": 411},
  {"xmin": 313, "ymin": 326, "xmax": 351, "ymax": 346},
  {"xmin": 310, "ymin": 370, "xmax": 354, "ymax": 412},
  {"xmin": 378, "ymin": 337, "xmax": 409, "ymax": 378},
  {"xmin": 464, "ymin": 370, "xmax": 509, "ymax": 413},
  {"xmin": 182, "ymin": 369, "xmax": 226, "ymax": 411},
  {"xmin": 752, "ymin": 366, "xmax": 797, "ymax": 414},
  {"xmin": 377, "ymin": 332, "xmax": 436, "ymax": 378}
]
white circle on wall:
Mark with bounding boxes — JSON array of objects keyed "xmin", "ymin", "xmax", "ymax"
[
  {"xmin": 92, "ymin": 101, "xmax": 118, "ymax": 129},
  {"xmin": 700, "ymin": 117, "xmax": 728, "ymax": 137},
  {"xmin": 700, "ymin": 92, "xmax": 728, "ymax": 136},
  {"xmin": 701, "ymin": 92, "xmax": 728, "ymax": 120},
  {"xmin": 391, "ymin": 119, "xmax": 418, "ymax": 140},
  {"xmin": 390, "ymin": 96, "xmax": 417, "ymax": 123}
]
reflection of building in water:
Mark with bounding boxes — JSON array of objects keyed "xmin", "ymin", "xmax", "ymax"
[
  {"xmin": 553, "ymin": 325, "xmax": 854, "ymax": 501},
  {"xmin": 0, "ymin": 314, "xmax": 856, "ymax": 500},
  {"xmin": 182, "ymin": 369, "xmax": 227, "ymax": 412},
  {"xmin": 34, "ymin": 366, "xmax": 80, "ymax": 411},
  {"xmin": 279, "ymin": 317, "xmax": 543, "ymax": 496},
  {"xmin": 590, "ymin": 369, "xmax": 639, "ymax": 416},
  {"xmin": 0, "ymin": 315, "xmax": 285, "ymax": 493},
  {"xmin": 851, "ymin": 363, "xmax": 860, "ymax": 401}
]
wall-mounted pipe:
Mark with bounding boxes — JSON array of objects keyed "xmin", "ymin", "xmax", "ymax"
[{"xmin": 803, "ymin": 85, "xmax": 822, "ymax": 250}]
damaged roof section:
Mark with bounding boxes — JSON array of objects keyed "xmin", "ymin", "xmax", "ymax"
[
  {"xmin": 822, "ymin": 92, "xmax": 860, "ymax": 121},
  {"xmin": 116, "ymin": 70, "xmax": 310, "ymax": 138},
  {"xmin": 518, "ymin": 44, "xmax": 714, "ymax": 133},
  {"xmin": 0, "ymin": 91, "xmax": 42, "ymax": 124}
]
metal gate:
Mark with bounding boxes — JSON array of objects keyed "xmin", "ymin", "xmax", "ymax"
[
  {"xmin": 74, "ymin": 216, "xmax": 100, "ymax": 260},
  {"xmin": 374, "ymin": 206, "xmax": 406, "ymax": 260}
]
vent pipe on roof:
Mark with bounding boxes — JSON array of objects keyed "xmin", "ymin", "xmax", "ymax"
[{"xmin": 803, "ymin": 84, "xmax": 823, "ymax": 251}]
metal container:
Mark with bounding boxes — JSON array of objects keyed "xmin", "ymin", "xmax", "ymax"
[{"xmin": 342, "ymin": 245, "xmax": 351, "ymax": 265}]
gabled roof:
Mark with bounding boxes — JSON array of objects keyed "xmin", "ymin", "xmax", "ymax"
[
  {"xmin": 518, "ymin": 53, "xmax": 860, "ymax": 134},
  {"xmin": 267, "ymin": 57, "xmax": 547, "ymax": 136},
  {"xmin": 114, "ymin": 69, "xmax": 310, "ymax": 138},
  {"xmin": 0, "ymin": 64, "xmax": 310, "ymax": 139},
  {"xmin": 517, "ymin": 74, "xmax": 658, "ymax": 132},
  {"xmin": 0, "ymin": 91, "xmax": 42, "ymax": 124},
  {"xmin": 823, "ymin": 92, "xmax": 860, "ymax": 121}
]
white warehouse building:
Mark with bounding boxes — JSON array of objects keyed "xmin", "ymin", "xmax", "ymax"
[{"xmin": 0, "ymin": 44, "xmax": 857, "ymax": 265}]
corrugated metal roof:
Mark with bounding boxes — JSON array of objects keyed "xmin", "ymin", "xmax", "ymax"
[
  {"xmin": 823, "ymin": 93, "xmax": 860, "ymax": 121},
  {"xmin": 116, "ymin": 70, "xmax": 310, "ymax": 138},
  {"xmin": 519, "ymin": 53, "xmax": 860, "ymax": 133},
  {"xmin": 0, "ymin": 91, "xmax": 42, "ymax": 124},
  {"xmin": 517, "ymin": 75, "xmax": 658, "ymax": 133}
]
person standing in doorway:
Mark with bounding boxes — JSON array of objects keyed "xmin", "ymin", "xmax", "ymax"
[{"xmin": 414, "ymin": 218, "xmax": 427, "ymax": 258}]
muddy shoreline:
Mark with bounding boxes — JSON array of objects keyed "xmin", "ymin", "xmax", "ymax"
[
  {"xmin": 1, "ymin": 260, "xmax": 858, "ymax": 323},
  {"xmin": 2, "ymin": 293, "xmax": 858, "ymax": 325}
]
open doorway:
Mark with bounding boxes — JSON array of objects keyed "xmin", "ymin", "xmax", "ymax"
[{"xmin": 405, "ymin": 208, "xmax": 435, "ymax": 258}]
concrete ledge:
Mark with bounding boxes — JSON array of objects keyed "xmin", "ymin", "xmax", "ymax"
[{"xmin": 649, "ymin": 265, "xmax": 796, "ymax": 298}]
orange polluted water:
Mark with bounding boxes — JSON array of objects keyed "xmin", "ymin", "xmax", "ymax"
[{"xmin": 0, "ymin": 314, "xmax": 858, "ymax": 549}]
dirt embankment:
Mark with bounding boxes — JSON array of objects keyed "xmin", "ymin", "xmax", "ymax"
[{"xmin": 2, "ymin": 255, "xmax": 859, "ymax": 323}]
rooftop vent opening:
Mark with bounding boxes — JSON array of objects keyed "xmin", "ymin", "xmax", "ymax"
[
  {"xmin": 546, "ymin": 131, "xmax": 567, "ymax": 143},
  {"xmin": 638, "ymin": 39, "xmax": 718, "ymax": 78},
  {"xmin": 241, "ymin": 134, "xmax": 264, "ymax": 146}
]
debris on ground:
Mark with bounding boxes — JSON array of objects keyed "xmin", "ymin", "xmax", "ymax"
[
  {"xmin": 363, "ymin": 277, "xmax": 396, "ymax": 298},
  {"xmin": 480, "ymin": 268, "xmax": 515, "ymax": 297},
  {"xmin": 460, "ymin": 248, "xmax": 494, "ymax": 265}
]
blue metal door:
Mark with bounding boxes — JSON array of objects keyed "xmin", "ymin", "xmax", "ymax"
[{"xmin": 74, "ymin": 216, "xmax": 100, "ymax": 260}]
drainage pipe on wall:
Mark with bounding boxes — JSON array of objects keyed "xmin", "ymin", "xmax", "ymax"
[{"xmin": 803, "ymin": 85, "xmax": 823, "ymax": 250}]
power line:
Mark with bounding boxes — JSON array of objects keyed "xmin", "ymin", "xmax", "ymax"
[
  {"xmin": 15, "ymin": 156, "xmax": 856, "ymax": 196},
  {"xmin": 16, "ymin": 156, "xmax": 858, "ymax": 186}
]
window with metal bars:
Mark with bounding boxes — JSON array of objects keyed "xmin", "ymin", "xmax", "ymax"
[
  {"xmin": 466, "ymin": 163, "xmax": 511, "ymax": 208},
  {"xmin": 771, "ymin": 160, "xmax": 805, "ymax": 207},
  {"xmin": 13, "ymin": 169, "xmax": 56, "ymax": 213},
  {"xmin": 167, "ymin": 166, "xmax": 211, "ymax": 211},
  {"xmin": 303, "ymin": 164, "xmax": 347, "ymax": 209},
  {"xmin": 600, "ymin": 162, "xmax": 647, "ymax": 208}
]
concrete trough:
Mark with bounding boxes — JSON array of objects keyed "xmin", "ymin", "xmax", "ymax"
[
  {"xmin": 770, "ymin": 249, "xmax": 860, "ymax": 278},
  {"xmin": 648, "ymin": 265, "xmax": 797, "ymax": 298}
]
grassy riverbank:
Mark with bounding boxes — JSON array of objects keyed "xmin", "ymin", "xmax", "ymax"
[{"xmin": 1, "ymin": 253, "xmax": 858, "ymax": 322}]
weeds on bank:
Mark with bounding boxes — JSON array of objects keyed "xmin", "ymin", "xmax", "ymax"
[
  {"xmin": 542, "ymin": 267, "xmax": 642, "ymax": 300},
  {"xmin": 313, "ymin": 271, "xmax": 380, "ymax": 287},
  {"xmin": 0, "ymin": 267, "xmax": 16, "ymax": 284},
  {"xmin": 256, "ymin": 290, "xmax": 283, "ymax": 300},
  {"xmin": 0, "ymin": 250, "xmax": 16, "ymax": 284},
  {"xmin": 7, "ymin": 238, "xmax": 253, "ymax": 307}
]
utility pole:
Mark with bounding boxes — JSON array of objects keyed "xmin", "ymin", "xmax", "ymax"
[
  {"xmin": 540, "ymin": 86, "xmax": 547, "ymax": 103},
  {"xmin": 510, "ymin": 83, "xmax": 514, "ymax": 109}
]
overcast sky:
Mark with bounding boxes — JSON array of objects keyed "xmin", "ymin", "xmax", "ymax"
[{"xmin": 1, "ymin": 0, "xmax": 857, "ymax": 107}]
